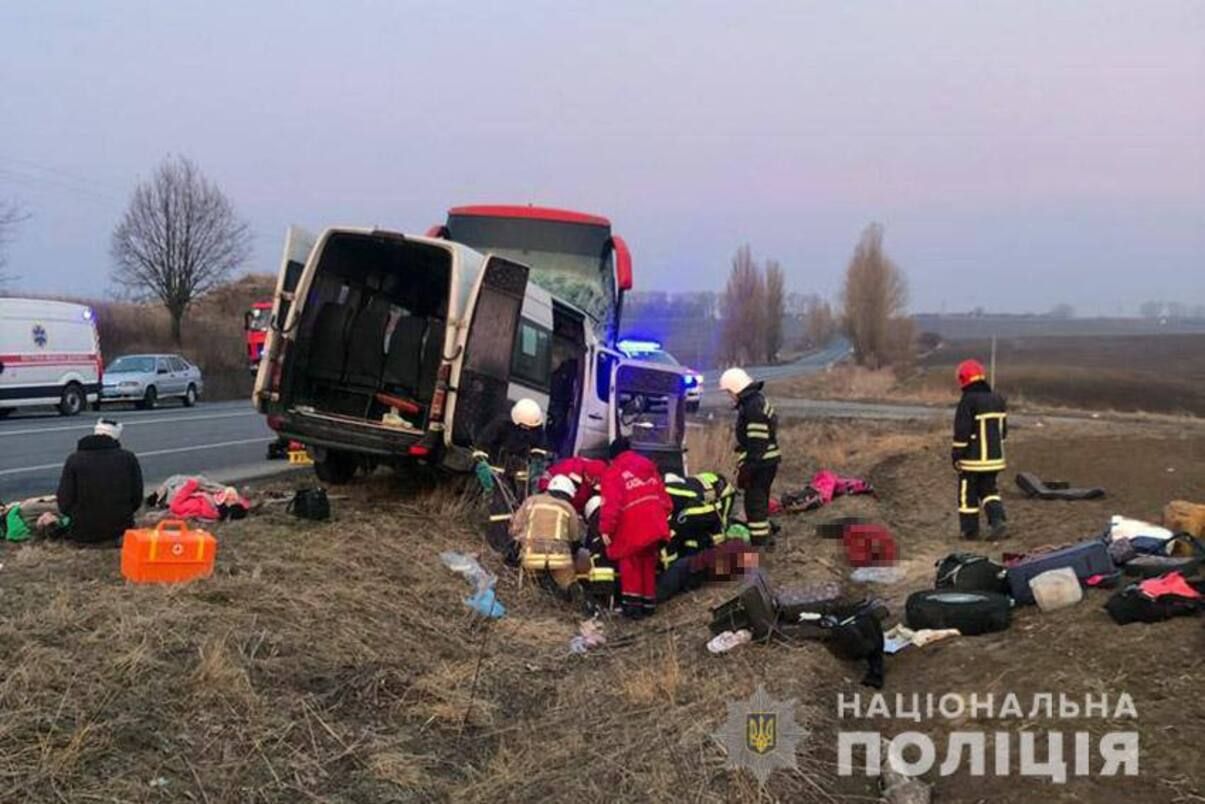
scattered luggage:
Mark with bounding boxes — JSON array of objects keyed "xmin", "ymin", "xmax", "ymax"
[
  {"xmin": 121, "ymin": 520, "xmax": 217, "ymax": 584},
  {"xmin": 779, "ymin": 470, "xmax": 874, "ymax": 514},
  {"xmin": 1105, "ymin": 572, "xmax": 1204, "ymax": 625},
  {"xmin": 288, "ymin": 487, "xmax": 331, "ymax": 521},
  {"xmin": 1163, "ymin": 500, "xmax": 1205, "ymax": 539},
  {"xmin": 905, "ymin": 590, "xmax": 1012, "ymax": 635},
  {"xmin": 1108, "ymin": 516, "xmax": 1173, "ymax": 549},
  {"xmin": 1015, "ymin": 473, "xmax": 1105, "ymax": 501},
  {"xmin": 820, "ymin": 600, "xmax": 887, "ymax": 688},
  {"xmin": 1029, "ymin": 567, "xmax": 1084, "ymax": 612},
  {"xmin": 1122, "ymin": 554, "xmax": 1202, "ymax": 579},
  {"xmin": 934, "ymin": 553, "xmax": 1009, "ymax": 594},
  {"xmin": 1005, "ymin": 539, "xmax": 1114, "ymax": 605}
]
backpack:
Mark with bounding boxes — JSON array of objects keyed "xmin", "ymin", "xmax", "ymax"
[
  {"xmin": 935, "ymin": 553, "xmax": 1009, "ymax": 594},
  {"xmin": 1105, "ymin": 574, "xmax": 1205, "ymax": 624},
  {"xmin": 288, "ymin": 487, "xmax": 330, "ymax": 521}
]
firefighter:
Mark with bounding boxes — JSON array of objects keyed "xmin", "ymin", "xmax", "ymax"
[
  {"xmin": 719, "ymin": 368, "xmax": 781, "ymax": 546},
  {"xmin": 473, "ymin": 398, "xmax": 551, "ymax": 555},
  {"xmin": 952, "ymin": 359, "xmax": 1009, "ymax": 540},
  {"xmin": 599, "ymin": 437, "xmax": 672, "ymax": 619},
  {"xmin": 511, "ymin": 474, "xmax": 582, "ymax": 595},
  {"xmin": 578, "ymin": 495, "xmax": 620, "ymax": 610}
]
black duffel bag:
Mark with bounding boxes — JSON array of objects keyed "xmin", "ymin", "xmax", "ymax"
[
  {"xmin": 288, "ymin": 487, "xmax": 331, "ymax": 521},
  {"xmin": 935, "ymin": 553, "xmax": 1009, "ymax": 594}
]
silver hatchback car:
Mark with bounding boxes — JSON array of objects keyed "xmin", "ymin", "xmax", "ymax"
[{"xmin": 99, "ymin": 354, "xmax": 204, "ymax": 410}]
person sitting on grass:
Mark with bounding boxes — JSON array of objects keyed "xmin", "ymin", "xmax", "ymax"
[{"xmin": 56, "ymin": 419, "xmax": 143, "ymax": 547}]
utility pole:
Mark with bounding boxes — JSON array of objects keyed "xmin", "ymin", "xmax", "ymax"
[{"xmin": 990, "ymin": 335, "xmax": 997, "ymax": 386}]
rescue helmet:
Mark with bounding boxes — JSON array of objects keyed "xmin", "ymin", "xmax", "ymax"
[
  {"xmin": 511, "ymin": 398, "xmax": 544, "ymax": 428},
  {"xmin": 956, "ymin": 359, "xmax": 987, "ymax": 389},
  {"xmin": 719, "ymin": 367, "xmax": 753, "ymax": 396},
  {"xmin": 547, "ymin": 474, "xmax": 577, "ymax": 500},
  {"xmin": 584, "ymin": 495, "xmax": 602, "ymax": 521},
  {"xmin": 664, "ymin": 472, "xmax": 685, "ymax": 484}
]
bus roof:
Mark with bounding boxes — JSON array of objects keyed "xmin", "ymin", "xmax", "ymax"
[{"xmin": 448, "ymin": 205, "xmax": 611, "ymax": 228}]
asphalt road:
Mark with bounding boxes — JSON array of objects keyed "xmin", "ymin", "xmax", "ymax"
[
  {"xmin": 700, "ymin": 338, "xmax": 853, "ymax": 405},
  {"xmin": 1, "ymin": 338, "xmax": 947, "ymax": 500},
  {"xmin": 0, "ymin": 400, "xmax": 280, "ymax": 500}
]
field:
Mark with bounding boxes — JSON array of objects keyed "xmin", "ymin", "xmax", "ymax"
[
  {"xmin": 911, "ymin": 334, "xmax": 1205, "ymax": 417},
  {"xmin": 0, "ymin": 416, "xmax": 1202, "ymax": 802}
]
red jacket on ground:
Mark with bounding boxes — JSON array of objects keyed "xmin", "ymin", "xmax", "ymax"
[
  {"xmin": 542, "ymin": 456, "xmax": 609, "ymax": 513},
  {"xmin": 599, "ymin": 450, "xmax": 672, "ymax": 560}
]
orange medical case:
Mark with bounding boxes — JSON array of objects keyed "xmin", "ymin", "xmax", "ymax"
[{"xmin": 121, "ymin": 519, "xmax": 217, "ymax": 584}]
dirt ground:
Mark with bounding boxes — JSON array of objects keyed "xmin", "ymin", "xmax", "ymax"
[{"xmin": 0, "ymin": 416, "xmax": 1202, "ymax": 802}]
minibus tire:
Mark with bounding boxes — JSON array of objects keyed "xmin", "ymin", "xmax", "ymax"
[
  {"xmin": 58, "ymin": 383, "xmax": 86, "ymax": 417},
  {"xmin": 314, "ymin": 451, "xmax": 357, "ymax": 485}
]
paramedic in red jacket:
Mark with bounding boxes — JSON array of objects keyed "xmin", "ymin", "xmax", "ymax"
[
  {"xmin": 598, "ymin": 437, "xmax": 672, "ymax": 619},
  {"xmin": 541, "ymin": 456, "xmax": 608, "ymax": 514}
]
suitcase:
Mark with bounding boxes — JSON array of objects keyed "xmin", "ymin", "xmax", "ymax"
[
  {"xmin": 121, "ymin": 519, "xmax": 217, "ymax": 584},
  {"xmin": 709, "ymin": 570, "xmax": 778, "ymax": 638},
  {"xmin": 1006, "ymin": 539, "xmax": 1113, "ymax": 604}
]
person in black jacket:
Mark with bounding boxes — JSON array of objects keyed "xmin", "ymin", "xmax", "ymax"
[
  {"xmin": 56, "ymin": 419, "xmax": 143, "ymax": 545},
  {"xmin": 720, "ymin": 368, "xmax": 781, "ymax": 546},
  {"xmin": 952, "ymin": 360, "xmax": 1008, "ymax": 540}
]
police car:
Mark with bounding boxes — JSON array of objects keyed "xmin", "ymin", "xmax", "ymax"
[{"xmin": 617, "ymin": 340, "xmax": 703, "ymax": 412}]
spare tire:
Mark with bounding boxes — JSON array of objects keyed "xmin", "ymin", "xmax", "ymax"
[{"xmin": 906, "ymin": 590, "xmax": 1012, "ymax": 635}]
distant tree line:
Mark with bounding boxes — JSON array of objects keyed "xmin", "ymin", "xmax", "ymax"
[{"xmin": 1139, "ymin": 301, "xmax": 1205, "ymax": 320}]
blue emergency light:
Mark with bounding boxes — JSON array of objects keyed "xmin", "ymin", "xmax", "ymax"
[{"xmin": 617, "ymin": 338, "xmax": 662, "ymax": 355}]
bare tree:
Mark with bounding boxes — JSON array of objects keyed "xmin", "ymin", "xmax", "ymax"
[
  {"xmin": 839, "ymin": 223, "xmax": 910, "ymax": 368},
  {"xmin": 111, "ymin": 155, "xmax": 253, "ymax": 343},
  {"xmin": 764, "ymin": 259, "xmax": 785, "ymax": 363},
  {"xmin": 720, "ymin": 245, "xmax": 766, "ymax": 365},
  {"xmin": 0, "ymin": 201, "xmax": 30, "ymax": 285},
  {"xmin": 805, "ymin": 297, "xmax": 837, "ymax": 347}
]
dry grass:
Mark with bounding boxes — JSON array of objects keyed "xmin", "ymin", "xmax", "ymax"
[
  {"xmin": 0, "ymin": 420, "xmax": 941, "ymax": 803},
  {"xmin": 767, "ymin": 364, "xmax": 958, "ymax": 407}
]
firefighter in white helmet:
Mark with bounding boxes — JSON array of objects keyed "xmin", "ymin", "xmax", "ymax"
[
  {"xmin": 473, "ymin": 398, "xmax": 551, "ymax": 556},
  {"xmin": 719, "ymin": 368, "xmax": 780, "ymax": 545}
]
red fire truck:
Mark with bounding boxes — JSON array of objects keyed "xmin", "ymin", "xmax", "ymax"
[{"xmin": 243, "ymin": 300, "xmax": 273, "ymax": 370}]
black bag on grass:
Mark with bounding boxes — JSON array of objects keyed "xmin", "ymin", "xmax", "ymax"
[
  {"xmin": 288, "ymin": 487, "xmax": 330, "ymax": 521},
  {"xmin": 709, "ymin": 570, "xmax": 778, "ymax": 638},
  {"xmin": 821, "ymin": 600, "xmax": 888, "ymax": 689},
  {"xmin": 935, "ymin": 553, "xmax": 1009, "ymax": 594},
  {"xmin": 1105, "ymin": 578, "xmax": 1205, "ymax": 624}
]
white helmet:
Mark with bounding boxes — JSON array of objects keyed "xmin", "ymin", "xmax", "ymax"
[
  {"xmin": 584, "ymin": 495, "xmax": 602, "ymax": 520},
  {"xmin": 511, "ymin": 398, "xmax": 544, "ymax": 428},
  {"xmin": 664, "ymin": 473, "xmax": 685, "ymax": 484},
  {"xmin": 548, "ymin": 474, "xmax": 577, "ymax": 499},
  {"xmin": 720, "ymin": 367, "xmax": 753, "ymax": 395}
]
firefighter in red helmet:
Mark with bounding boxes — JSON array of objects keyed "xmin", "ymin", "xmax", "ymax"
[{"xmin": 952, "ymin": 359, "xmax": 1008, "ymax": 540}]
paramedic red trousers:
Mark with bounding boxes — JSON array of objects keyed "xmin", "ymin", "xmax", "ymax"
[
  {"xmin": 617, "ymin": 547, "xmax": 658, "ymax": 617},
  {"xmin": 958, "ymin": 471, "xmax": 1005, "ymax": 537}
]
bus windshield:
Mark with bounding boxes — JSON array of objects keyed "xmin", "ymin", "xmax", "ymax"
[{"xmin": 446, "ymin": 214, "xmax": 617, "ymax": 328}]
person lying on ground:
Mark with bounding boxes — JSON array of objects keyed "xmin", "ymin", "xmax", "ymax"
[{"xmin": 55, "ymin": 419, "xmax": 143, "ymax": 546}]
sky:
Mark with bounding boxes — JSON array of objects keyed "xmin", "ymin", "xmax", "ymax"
[{"xmin": 1, "ymin": 0, "xmax": 1202, "ymax": 314}]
